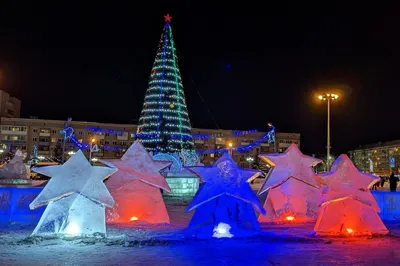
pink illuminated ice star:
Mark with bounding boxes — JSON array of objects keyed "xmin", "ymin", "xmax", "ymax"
[
  {"xmin": 317, "ymin": 154, "xmax": 381, "ymax": 210},
  {"xmin": 100, "ymin": 140, "xmax": 172, "ymax": 193},
  {"xmin": 319, "ymin": 154, "xmax": 380, "ymax": 189},
  {"xmin": 258, "ymin": 143, "xmax": 323, "ymax": 195}
]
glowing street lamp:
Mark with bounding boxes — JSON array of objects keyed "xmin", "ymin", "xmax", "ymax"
[
  {"xmin": 317, "ymin": 93, "xmax": 339, "ymax": 170},
  {"xmin": 228, "ymin": 142, "xmax": 233, "ymax": 155},
  {"xmin": 89, "ymin": 138, "xmax": 97, "ymax": 163},
  {"xmin": 246, "ymin": 156, "xmax": 254, "ymax": 168}
]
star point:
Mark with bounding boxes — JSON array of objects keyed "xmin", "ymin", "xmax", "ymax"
[
  {"xmin": 317, "ymin": 154, "xmax": 381, "ymax": 210},
  {"xmin": 100, "ymin": 140, "xmax": 172, "ymax": 193},
  {"xmin": 319, "ymin": 154, "xmax": 379, "ymax": 189},
  {"xmin": 258, "ymin": 143, "xmax": 322, "ymax": 194},
  {"xmin": 164, "ymin": 14, "xmax": 172, "ymax": 22},
  {"xmin": 30, "ymin": 150, "xmax": 117, "ymax": 210}
]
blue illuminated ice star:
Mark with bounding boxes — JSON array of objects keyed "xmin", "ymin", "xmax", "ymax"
[{"xmin": 185, "ymin": 152, "xmax": 266, "ymax": 214}]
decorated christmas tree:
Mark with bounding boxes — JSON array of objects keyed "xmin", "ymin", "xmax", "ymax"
[{"xmin": 136, "ymin": 14, "xmax": 195, "ymax": 161}]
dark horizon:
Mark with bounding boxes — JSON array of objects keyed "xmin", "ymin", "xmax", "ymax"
[{"xmin": 0, "ymin": 2, "xmax": 399, "ymax": 156}]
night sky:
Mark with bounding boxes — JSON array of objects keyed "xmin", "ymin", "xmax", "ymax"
[{"xmin": 0, "ymin": 2, "xmax": 399, "ymax": 155}]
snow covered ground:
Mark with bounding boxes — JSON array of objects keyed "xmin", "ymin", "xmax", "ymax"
[{"xmin": 1, "ymin": 199, "xmax": 400, "ymax": 265}]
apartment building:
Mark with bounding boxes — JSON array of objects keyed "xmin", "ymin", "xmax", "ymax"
[
  {"xmin": 349, "ymin": 140, "xmax": 400, "ymax": 176},
  {"xmin": 0, "ymin": 90, "xmax": 21, "ymax": 118},
  {"xmin": 0, "ymin": 117, "xmax": 301, "ymax": 167},
  {"xmin": 192, "ymin": 128, "xmax": 300, "ymax": 167}
]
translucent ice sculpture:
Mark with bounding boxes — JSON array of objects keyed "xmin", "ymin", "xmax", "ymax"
[
  {"xmin": 314, "ymin": 154, "xmax": 388, "ymax": 236},
  {"xmin": 29, "ymin": 150, "xmax": 117, "ymax": 236},
  {"xmin": 100, "ymin": 140, "xmax": 172, "ymax": 224},
  {"xmin": 0, "ymin": 150, "xmax": 29, "ymax": 179},
  {"xmin": 185, "ymin": 152, "xmax": 265, "ymax": 238},
  {"xmin": 258, "ymin": 144, "xmax": 323, "ymax": 194},
  {"xmin": 258, "ymin": 144, "xmax": 322, "ymax": 223},
  {"xmin": 314, "ymin": 197, "xmax": 389, "ymax": 236},
  {"xmin": 259, "ymin": 176, "xmax": 321, "ymax": 223}
]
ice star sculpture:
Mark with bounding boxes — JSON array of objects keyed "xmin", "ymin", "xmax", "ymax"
[
  {"xmin": 0, "ymin": 149, "xmax": 29, "ymax": 180},
  {"xmin": 185, "ymin": 152, "xmax": 265, "ymax": 238},
  {"xmin": 258, "ymin": 144, "xmax": 323, "ymax": 194},
  {"xmin": 318, "ymin": 154, "xmax": 380, "ymax": 208},
  {"xmin": 100, "ymin": 140, "xmax": 172, "ymax": 224},
  {"xmin": 29, "ymin": 150, "xmax": 117, "ymax": 236},
  {"xmin": 259, "ymin": 176, "xmax": 322, "ymax": 223},
  {"xmin": 314, "ymin": 154, "xmax": 388, "ymax": 236},
  {"xmin": 258, "ymin": 144, "xmax": 323, "ymax": 223}
]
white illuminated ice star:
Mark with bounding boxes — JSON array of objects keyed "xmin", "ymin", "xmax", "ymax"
[{"xmin": 30, "ymin": 150, "xmax": 117, "ymax": 210}]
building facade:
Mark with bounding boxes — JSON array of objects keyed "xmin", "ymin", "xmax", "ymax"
[
  {"xmin": 0, "ymin": 117, "xmax": 301, "ymax": 167},
  {"xmin": 349, "ymin": 140, "xmax": 400, "ymax": 176},
  {"xmin": 0, "ymin": 90, "xmax": 21, "ymax": 118}
]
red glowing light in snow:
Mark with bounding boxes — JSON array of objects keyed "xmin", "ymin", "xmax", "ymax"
[
  {"xmin": 346, "ymin": 228, "xmax": 354, "ymax": 234},
  {"xmin": 286, "ymin": 216, "xmax": 295, "ymax": 221},
  {"xmin": 130, "ymin": 216, "xmax": 138, "ymax": 221}
]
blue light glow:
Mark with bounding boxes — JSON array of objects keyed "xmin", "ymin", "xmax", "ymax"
[
  {"xmin": 197, "ymin": 127, "xmax": 275, "ymax": 155},
  {"xmin": 62, "ymin": 125, "xmax": 121, "ymax": 151},
  {"xmin": 0, "ymin": 187, "xmax": 45, "ymax": 223},
  {"xmin": 85, "ymin": 127, "xmax": 125, "ymax": 135},
  {"xmin": 153, "ymin": 152, "xmax": 182, "ymax": 172},
  {"xmin": 64, "ymin": 121, "xmax": 272, "ymax": 155}
]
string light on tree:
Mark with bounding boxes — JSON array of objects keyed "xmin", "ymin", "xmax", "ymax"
[{"xmin": 136, "ymin": 14, "xmax": 195, "ymax": 156}]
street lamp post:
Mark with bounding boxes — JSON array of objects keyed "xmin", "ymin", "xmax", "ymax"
[
  {"xmin": 318, "ymin": 93, "xmax": 339, "ymax": 171},
  {"xmin": 89, "ymin": 138, "xmax": 96, "ymax": 163},
  {"xmin": 228, "ymin": 142, "xmax": 233, "ymax": 155},
  {"xmin": 246, "ymin": 156, "xmax": 254, "ymax": 168}
]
